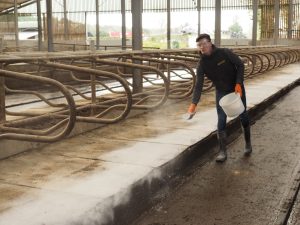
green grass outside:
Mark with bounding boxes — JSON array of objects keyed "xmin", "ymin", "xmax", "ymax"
[{"xmin": 143, "ymin": 34, "xmax": 190, "ymax": 49}]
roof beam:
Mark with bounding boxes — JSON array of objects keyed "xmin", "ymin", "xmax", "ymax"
[{"xmin": 0, "ymin": 0, "xmax": 36, "ymax": 15}]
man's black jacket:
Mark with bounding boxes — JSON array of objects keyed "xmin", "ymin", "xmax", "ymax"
[{"xmin": 192, "ymin": 45, "xmax": 244, "ymax": 105}]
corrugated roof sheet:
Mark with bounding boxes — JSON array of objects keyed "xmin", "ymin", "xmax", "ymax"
[
  {"xmin": 7, "ymin": 0, "xmax": 300, "ymax": 15},
  {"xmin": 17, "ymin": 0, "xmax": 254, "ymax": 14}
]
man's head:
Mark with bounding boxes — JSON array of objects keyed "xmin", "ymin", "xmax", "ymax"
[{"xmin": 196, "ymin": 33, "xmax": 213, "ymax": 55}]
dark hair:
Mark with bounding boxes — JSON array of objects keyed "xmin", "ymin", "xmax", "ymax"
[{"xmin": 196, "ymin": 33, "xmax": 211, "ymax": 42}]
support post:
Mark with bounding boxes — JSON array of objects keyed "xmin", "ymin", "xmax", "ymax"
[
  {"xmin": 37, "ymin": 0, "xmax": 43, "ymax": 51},
  {"xmin": 63, "ymin": 0, "xmax": 69, "ymax": 40},
  {"xmin": 214, "ymin": 0, "xmax": 221, "ymax": 47},
  {"xmin": 167, "ymin": 0, "xmax": 171, "ymax": 49},
  {"xmin": 288, "ymin": 0, "xmax": 293, "ymax": 39},
  {"xmin": 274, "ymin": 0, "xmax": 280, "ymax": 45},
  {"xmin": 96, "ymin": 0, "xmax": 100, "ymax": 50},
  {"xmin": 46, "ymin": 0, "xmax": 54, "ymax": 52},
  {"xmin": 85, "ymin": 11, "xmax": 87, "ymax": 47},
  {"xmin": 43, "ymin": 13, "xmax": 47, "ymax": 42},
  {"xmin": 197, "ymin": 0, "xmax": 201, "ymax": 35},
  {"xmin": 132, "ymin": 0, "xmax": 143, "ymax": 93},
  {"xmin": 252, "ymin": 0, "xmax": 258, "ymax": 46},
  {"xmin": 14, "ymin": 0, "xmax": 19, "ymax": 50},
  {"xmin": 121, "ymin": 0, "xmax": 126, "ymax": 49}
]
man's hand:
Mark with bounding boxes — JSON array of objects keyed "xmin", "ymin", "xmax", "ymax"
[
  {"xmin": 235, "ymin": 84, "xmax": 242, "ymax": 97},
  {"xmin": 188, "ymin": 103, "xmax": 196, "ymax": 114},
  {"xmin": 187, "ymin": 103, "xmax": 197, "ymax": 120}
]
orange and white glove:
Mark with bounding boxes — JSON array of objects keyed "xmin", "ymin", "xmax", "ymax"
[
  {"xmin": 188, "ymin": 103, "xmax": 196, "ymax": 114},
  {"xmin": 187, "ymin": 103, "xmax": 197, "ymax": 119},
  {"xmin": 235, "ymin": 83, "xmax": 242, "ymax": 97}
]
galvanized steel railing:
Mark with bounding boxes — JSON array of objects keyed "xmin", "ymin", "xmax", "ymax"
[
  {"xmin": 39, "ymin": 61, "xmax": 133, "ymax": 123},
  {"xmin": 0, "ymin": 69, "xmax": 76, "ymax": 142},
  {"xmin": 0, "ymin": 46, "xmax": 299, "ymax": 142},
  {"xmin": 130, "ymin": 55, "xmax": 195, "ymax": 99},
  {"xmin": 94, "ymin": 58, "xmax": 169, "ymax": 110}
]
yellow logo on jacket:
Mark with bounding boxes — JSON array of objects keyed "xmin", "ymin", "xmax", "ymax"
[{"xmin": 217, "ymin": 59, "xmax": 226, "ymax": 66}]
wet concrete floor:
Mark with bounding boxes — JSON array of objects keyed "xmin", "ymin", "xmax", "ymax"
[{"xmin": 131, "ymin": 86, "xmax": 300, "ymax": 225}]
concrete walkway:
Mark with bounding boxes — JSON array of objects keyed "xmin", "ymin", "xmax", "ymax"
[
  {"xmin": 132, "ymin": 83, "xmax": 300, "ymax": 225},
  {"xmin": 0, "ymin": 63, "xmax": 299, "ymax": 225}
]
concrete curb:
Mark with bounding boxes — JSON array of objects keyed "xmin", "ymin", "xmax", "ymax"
[
  {"xmin": 108, "ymin": 78, "xmax": 300, "ymax": 225},
  {"xmin": 273, "ymin": 159, "xmax": 300, "ymax": 225}
]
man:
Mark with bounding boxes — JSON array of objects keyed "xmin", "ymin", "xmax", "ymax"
[{"xmin": 188, "ymin": 33, "xmax": 252, "ymax": 162}]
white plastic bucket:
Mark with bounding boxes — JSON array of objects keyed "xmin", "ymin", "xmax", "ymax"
[{"xmin": 219, "ymin": 92, "xmax": 245, "ymax": 118}]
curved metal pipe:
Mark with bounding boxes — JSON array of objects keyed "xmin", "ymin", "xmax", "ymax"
[{"xmin": 0, "ymin": 69, "xmax": 76, "ymax": 142}]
